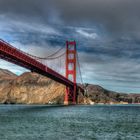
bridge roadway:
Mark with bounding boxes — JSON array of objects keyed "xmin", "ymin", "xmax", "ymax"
[{"xmin": 0, "ymin": 39, "xmax": 81, "ymax": 90}]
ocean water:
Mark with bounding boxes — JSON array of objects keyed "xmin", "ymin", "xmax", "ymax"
[{"xmin": 0, "ymin": 105, "xmax": 139, "ymax": 140}]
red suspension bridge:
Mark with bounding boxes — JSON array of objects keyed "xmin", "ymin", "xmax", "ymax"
[{"xmin": 0, "ymin": 39, "xmax": 84, "ymax": 105}]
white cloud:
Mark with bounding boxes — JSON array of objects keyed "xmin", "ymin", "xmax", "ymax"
[
  {"xmin": 0, "ymin": 15, "xmax": 60, "ymax": 36},
  {"xmin": 76, "ymin": 29, "xmax": 98, "ymax": 39}
]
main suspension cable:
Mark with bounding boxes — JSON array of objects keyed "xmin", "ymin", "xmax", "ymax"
[
  {"xmin": 39, "ymin": 51, "xmax": 65, "ymax": 60},
  {"xmin": 25, "ymin": 47, "xmax": 65, "ymax": 60}
]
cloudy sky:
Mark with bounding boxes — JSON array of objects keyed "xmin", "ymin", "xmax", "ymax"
[{"xmin": 0, "ymin": 0, "xmax": 140, "ymax": 93}]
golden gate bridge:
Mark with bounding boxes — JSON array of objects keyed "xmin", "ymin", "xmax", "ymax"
[{"xmin": 0, "ymin": 39, "xmax": 84, "ymax": 105}]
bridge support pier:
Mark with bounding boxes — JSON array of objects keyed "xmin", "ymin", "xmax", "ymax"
[
  {"xmin": 72, "ymin": 84, "xmax": 77, "ymax": 104},
  {"xmin": 64, "ymin": 85, "xmax": 77, "ymax": 105},
  {"xmin": 64, "ymin": 41, "xmax": 77, "ymax": 105},
  {"xmin": 64, "ymin": 87, "xmax": 69, "ymax": 105}
]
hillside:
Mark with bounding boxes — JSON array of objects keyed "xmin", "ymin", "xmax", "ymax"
[
  {"xmin": 83, "ymin": 84, "xmax": 140, "ymax": 104},
  {"xmin": 0, "ymin": 69, "xmax": 65, "ymax": 104},
  {"xmin": 0, "ymin": 68, "xmax": 140, "ymax": 104}
]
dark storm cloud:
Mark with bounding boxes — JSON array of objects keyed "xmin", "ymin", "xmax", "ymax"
[
  {"xmin": 1, "ymin": 0, "xmax": 140, "ymax": 39},
  {"xmin": 1, "ymin": 0, "xmax": 140, "ymax": 34},
  {"xmin": 53, "ymin": 0, "xmax": 140, "ymax": 36},
  {"xmin": 0, "ymin": 0, "xmax": 49, "ymax": 19},
  {"xmin": 0, "ymin": 0, "xmax": 62, "ymax": 26}
]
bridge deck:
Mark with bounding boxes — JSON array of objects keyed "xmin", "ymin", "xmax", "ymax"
[{"xmin": 0, "ymin": 39, "xmax": 74, "ymax": 87}]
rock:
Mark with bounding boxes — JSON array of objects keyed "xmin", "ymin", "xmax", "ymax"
[
  {"xmin": 0, "ymin": 69, "xmax": 17, "ymax": 104},
  {"xmin": 0, "ymin": 69, "xmax": 140, "ymax": 104},
  {"xmin": 0, "ymin": 69, "xmax": 65, "ymax": 104},
  {"xmin": 83, "ymin": 83, "xmax": 140, "ymax": 104}
]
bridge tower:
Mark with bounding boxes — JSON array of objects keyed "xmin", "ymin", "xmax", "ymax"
[{"xmin": 64, "ymin": 41, "xmax": 77, "ymax": 105}]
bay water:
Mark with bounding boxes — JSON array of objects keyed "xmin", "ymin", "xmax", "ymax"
[{"xmin": 0, "ymin": 105, "xmax": 139, "ymax": 140}]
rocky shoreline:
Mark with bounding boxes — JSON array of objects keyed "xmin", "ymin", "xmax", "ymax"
[{"xmin": 0, "ymin": 68, "xmax": 140, "ymax": 105}]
